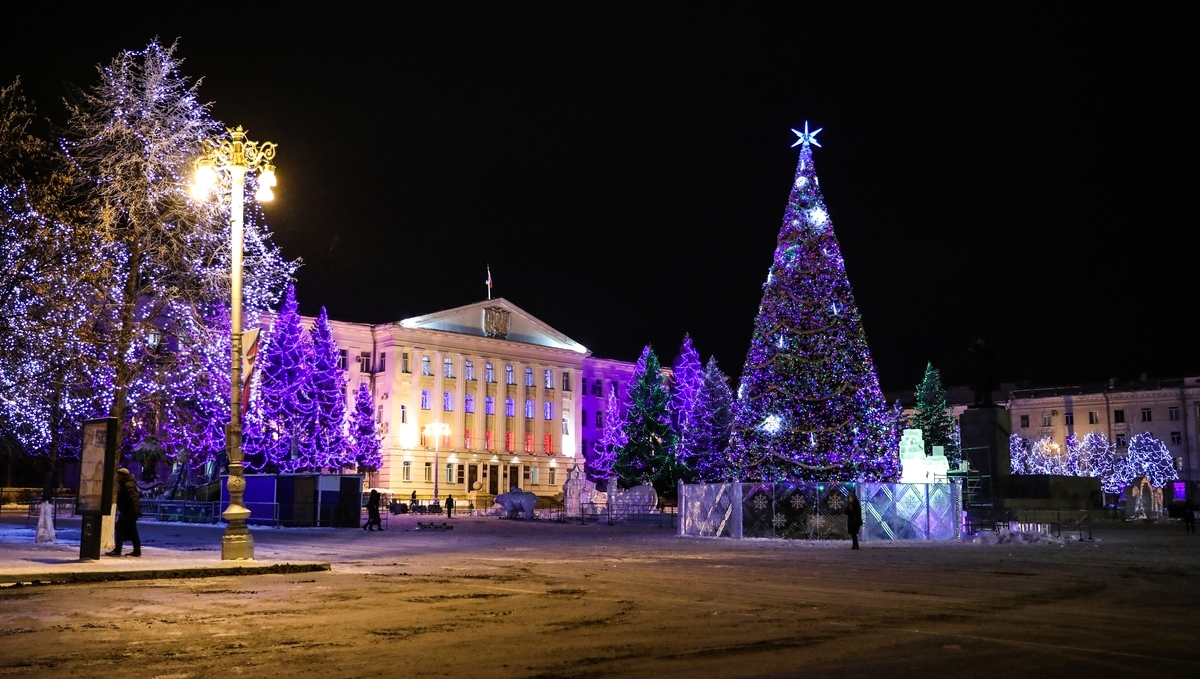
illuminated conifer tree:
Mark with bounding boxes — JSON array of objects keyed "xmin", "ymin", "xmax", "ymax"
[
  {"xmin": 243, "ymin": 285, "xmax": 312, "ymax": 472},
  {"xmin": 728, "ymin": 125, "xmax": 898, "ymax": 481},
  {"xmin": 349, "ymin": 382, "xmax": 381, "ymax": 473},
  {"xmin": 302, "ymin": 307, "xmax": 349, "ymax": 469},
  {"xmin": 615, "ymin": 346, "xmax": 678, "ymax": 492},
  {"xmin": 692, "ymin": 356, "xmax": 734, "ymax": 481},
  {"xmin": 669, "ymin": 334, "xmax": 703, "ymax": 476}
]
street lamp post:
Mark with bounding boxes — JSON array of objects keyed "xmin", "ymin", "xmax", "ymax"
[
  {"xmin": 423, "ymin": 421, "xmax": 450, "ymax": 503},
  {"xmin": 192, "ymin": 126, "xmax": 277, "ymax": 561}
]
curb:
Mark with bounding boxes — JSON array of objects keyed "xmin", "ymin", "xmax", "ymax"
[{"xmin": 0, "ymin": 562, "xmax": 331, "ymax": 585}]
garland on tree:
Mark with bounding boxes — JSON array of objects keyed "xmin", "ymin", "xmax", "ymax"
[
  {"xmin": 692, "ymin": 356, "xmax": 734, "ymax": 481},
  {"xmin": 615, "ymin": 346, "xmax": 678, "ymax": 493},
  {"xmin": 728, "ymin": 126, "xmax": 898, "ymax": 482},
  {"xmin": 911, "ymin": 362, "xmax": 961, "ymax": 467},
  {"xmin": 243, "ymin": 285, "xmax": 313, "ymax": 472},
  {"xmin": 349, "ymin": 382, "xmax": 382, "ymax": 473},
  {"xmin": 669, "ymin": 334, "xmax": 703, "ymax": 479},
  {"xmin": 303, "ymin": 307, "xmax": 349, "ymax": 470}
]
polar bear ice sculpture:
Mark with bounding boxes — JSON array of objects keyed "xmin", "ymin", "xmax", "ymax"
[{"xmin": 494, "ymin": 488, "xmax": 538, "ymax": 519}]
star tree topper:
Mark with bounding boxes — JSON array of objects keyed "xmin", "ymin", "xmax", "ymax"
[{"xmin": 790, "ymin": 121, "xmax": 822, "ymax": 148}]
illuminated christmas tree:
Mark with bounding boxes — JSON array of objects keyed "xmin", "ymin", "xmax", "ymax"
[
  {"xmin": 349, "ymin": 382, "xmax": 381, "ymax": 473},
  {"xmin": 615, "ymin": 345, "xmax": 678, "ymax": 493},
  {"xmin": 669, "ymin": 334, "xmax": 703, "ymax": 476},
  {"xmin": 692, "ymin": 356, "xmax": 734, "ymax": 481},
  {"xmin": 243, "ymin": 285, "xmax": 313, "ymax": 472},
  {"xmin": 911, "ymin": 362, "xmax": 961, "ymax": 466},
  {"xmin": 729, "ymin": 124, "xmax": 898, "ymax": 482},
  {"xmin": 302, "ymin": 307, "xmax": 349, "ymax": 470},
  {"xmin": 591, "ymin": 385, "xmax": 625, "ymax": 482}
]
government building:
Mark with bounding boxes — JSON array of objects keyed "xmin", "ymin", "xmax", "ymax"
[{"xmin": 318, "ymin": 298, "xmax": 637, "ymax": 504}]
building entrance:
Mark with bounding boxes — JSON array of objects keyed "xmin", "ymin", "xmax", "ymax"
[
  {"xmin": 488, "ymin": 465, "xmax": 499, "ymax": 495},
  {"xmin": 468, "ymin": 465, "xmax": 479, "ymax": 492},
  {"xmin": 509, "ymin": 465, "xmax": 520, "ymax": 491}
]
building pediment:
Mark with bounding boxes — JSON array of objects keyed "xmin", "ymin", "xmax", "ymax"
[{"xmin": 397, "ymin": 298, "xmax": 588, "ymax": 354}]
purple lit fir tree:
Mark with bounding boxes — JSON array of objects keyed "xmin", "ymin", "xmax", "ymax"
[
  {"xmin": 692, "ymin": 356, "xmax": 734, "ymax": 481},
  {"xmin": 669, "ymin": 334, "xmax": 703, "ymax": 476},
  {"xmin": 349, "ymin": 382, "xmax": 381, "ymax": 474},
  {"xmin": 592, "ymin": 383, "xmax": 627, "ymax": 482},
  {"xmin": 302, "ymin": 308, "xmax": 349, "ymax": 470},
  {"xmin": 243, "ymin": 285, "xmax": 313, "ymax": 472},
  {"xmin": 1117, "ymin": 433, "xmax": 1177, "ymax": 490},
  {"xmin": 728, "ymin": 127, "xmax": 899, "ymax": 482},
  {"xmin": 615, "ymin": 346, "xmax": 678, "ymax": 493}
]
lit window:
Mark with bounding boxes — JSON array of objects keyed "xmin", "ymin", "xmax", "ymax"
[
  {"xmin": 446, "ymin": 463, "xmax": 454, "ymax": 483},
  {"xmin": 505, "ymin": 432, "xmax": 514, "ymax": 452},
  {"xmin": 402, "ymin": 461, "xmax": 411, "ymax": 482},
  {"xmin": 465, "ymin": 394, "xmax": 475, "ymax": 413},
  {"xmin": 485, "ymin": 396, "xmax": 495, "ymax": 415},
  {"xmin": 465, "ymin": 361, "xmax": 475, "ymax": 381},
  {"xmin": 544, "ymin": 401, "xmax": 552, "ymax": 420},
  {"xmin": 1088, "ymin": 411, "xmax": 1100, "ymax": 425},
  {"xmin": 1042, "ymin": 413, "xmax": 1052, "ymax": 427},
  {"xmin": 424, "ymin": 462, "xmax": 432, "ymax": 482},
  {"xmin": 525, "ymin": 367, "xmax": 534, "ymax": 386},
  {"xmin": 401, "ymin": 404, "xmax": 407, "ymax": 424},
  {"xmin": 421, "ymin": 356, "xmax": 431, "ymax": 376},
  {"xmin": 421, "ymin": 390, "xmax": 430, "ymax": 410},
  {"xmin": 402, "ymin": 352, "xmax": 410, "ymax": 373},
  {"xmin": 506, "ymin": 398, "xmax": 515, "ymax": 417},
  {"xmin": 1064, "ymin": 412, "xmax": 1074, "ymax": 426},
  {"xmin": 1171, "ymin": 432, "xmax": 1182, "ymax": 445},
  {"xmin": 544, "ymin": 369, "xmax": 553, "ymax": 389},
  {"xmin": 562, "ymin": 417, "xmax": 570, "ymax": 435},
  {"xmin": 1141, "ymin": 408, "xmax": 1152, "ymax": 422},
  {"xmin": 524, "ymin": 433, "xmax": 533, "ymax": 452},
  {"xmin": 1169, "ymin": 406, "xmax": 1180, "ymax": 421},
  {"xmin": 525, "ymin": 399, "xmax": 534, "ymax": 419},
  {"xmin": 506, "ymin": 365, "xmax": 515, "ymax": 385},
  {"xmin": 464, "ymin": 430, "xmax": 472, "ymax": 448},
  {"xmin": 485, "ymin": 363, "xmax": 494, "ymax": 382},
  {"xmin": 444, "ymin": 357, "xmax": 454, "ymax": 378},
  {"xmin": 531, "ymin": 466, "xmax": 540, "ymax": 485},
  {"xmin": 543, "ymin": 434, "xmax": 552, "ymax": 454},
  {"xmin": 549, "ymin": 468, "xmax": 557, "ymax": 486},
  {"xmin": 443, "ymin": 391, "xmax": 453, "ymax": 411},
  {"xmin": 485, "ymin": 430, "xmax": 494, "ymax": 450},
  {"xmin": 338, "ymin": 349, "xmax": 348, "ymax": 371},
  {"xmin": 563, "ymin": 372, "xmax": 571, "ymax": 391},
  {"xmin": 1020, "ymin": 415, "xmax": 1029, "ymax": 428}
]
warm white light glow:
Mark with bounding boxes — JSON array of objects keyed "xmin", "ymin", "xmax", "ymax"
[
  {"xmin": 255, "ymin": 185, "xmax": 274, "ymax": 202},
  {"xmin": 258, "ymin": 165, "xmax": 277, "ymax": 187}
]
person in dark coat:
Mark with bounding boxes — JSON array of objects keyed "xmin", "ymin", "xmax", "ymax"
[
  {"xmin": 1183, "ymin": 497, "xmax": 1196, "ymax": 535},
  {"xmin": 410, "ymin": 489, "xmax": 418, "ymax": 512},
  {"xmin": 845, "ymin": 492, "xmax": 863, "ymax": 550},
  {"xmin": 364, "ymin": 490, "xmax": 382, "ymax": 531},
  {"xmin": 445, "ymin": 495, "xmax": 455, "ymax": 518},
  {"xmin": 106, "ymin": 468, "xmax": 142, "ymax": 557}
]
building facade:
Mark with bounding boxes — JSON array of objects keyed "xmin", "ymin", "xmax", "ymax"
[{"xmin": 318, "ymin": 298, "xmax": 635, "ymax": 504}]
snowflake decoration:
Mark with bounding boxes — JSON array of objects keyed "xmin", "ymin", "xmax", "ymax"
[
  {"xmin": 794, "ymin": 176, "xmax": 808, "ymax": 188},
  {"xmin": 827, "ymin": 495, "xmax": 845, "ymax": 511},
  {"xmin": 761, "ymin": 414, "xmax": 783, "ymax": 434},
  {"xmin": 752, "ymin": 495, "xmax": 769, "ymax": 511},
  {"xmin": 808, "ymin": 208, "xmax": 828, "ymax": 226},
  {"xmin": 772, "ymin": 513, "xmax": 787, "ymax": 528},
  {"xmin": 790, "ymin": 121, "xmax": 823, "ymax": 148},
  {"xmin": 789, "ymin": 495, "xmax": 807, "ymax": 509}
]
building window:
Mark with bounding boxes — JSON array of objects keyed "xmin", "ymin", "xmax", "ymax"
[
  {"xmin": 446, "ymin": 463, "xmax": 455, "ymax": 484},
  {"xmin": 377, "ymin": 351, "xmax": 387, "ymax": 373},
  {"xmin": 485, "ymin": 430, "xmax": 494, "ymax": 450},
  {"xmin": 563, "ymin": 372, "xmax": 571, "ymax": 391},
  {"xmin": 1116, "ymin": 433, "xmax": 1127, "ymax": 447},
  {"xmin": 504, "ymin": 365, "xmax": 514, "ymax": 385},
  {"xmin": 464, "ymin": 430, "xmax": 472, "ymax": 448},
  {"xmin": 1169, "ymin": 406, "xmax": 1180, "ymax": 421},
  {"xmin": 582, "ymin": 409, "xmax": 588, "ymax": 427},
  {"xmin": 531, "ymin": 466, "xmax": 540, "ymax": 485},
  {"xmin": 544, "ymin": 401, "xmax": 552, "ymax": 420},
  {"xmin": 444, "ymin": 357, "xmax": 454, "ymax": 378},
  {"xmin": 485, "ymin": 396, "xmax": 495, "ymax": 415},
  {"xmin": 1088, "ymin": 411, "xmax": 1100, "ymax": 425},
  {"xmin": 1113, "ymin": 409, "xmax": 1125, "ymax": 423},
  {"xmin": 359, "ymin": 351, "xmax": 372, "ymax": 372},
  {"xmin": 421, "ymin": 355, "xmax": 431, "ymax": 376},
  {"xmin": 543, "ymin": 434, "xmax": 552, "ymax": 454},
  {"xmin": 591, "ymin": 380, "xmax": 602, "ymax": 397},
  {"xmin": 377, "ymin": 405, "xmax": 383, "ymax": 423},
  {"xmin": 525, "ymin": 399, "xmax": 534, "ymax": 419},
  {"xmin": 465, "ymin": 394, "xmax": 475, "ymax": 413},
  {"xmin": 544, "ymin": 369, "xmax": 553, "ymax": 389},
  {"xmin": 420, "ymin": 431, "xmax": 427, "ymax": 447},
  {"xmin": 457, "ymin": 464, "xmax": 465, "ymax": 484},
  {"xmin": 338, "ymin": 349, "xmax": 348, "ymax": 371},
  {"xmin": 581, "ymin": 378, "xmax": 588, "ymax": 394},
  {"xmin": 421, "ymin": 390, "xmax": 430, "ymax": 410},
  {"xmin": 443, "ymin": 391, "xmax": 453, "ymax": 411},
  {"xmin": 596, "ymin": 411, "xmax": 604, "ymax": 428},
  {"xmin": 402, "ymin": 352, "xmax": 410, "ymax": 373},
  {"xmin": 523, "ymin": 465, "xmax": 531, "ymax": 482},
  {"xmin": 505, "ymin": 431, "xmax": 514, "ymax": 452},
  {"xmin": 1041, "ymin": 413, "xmax": 1052, "ymax": 427},
  {"xmin": 1141, "ymin": 408, "xmax": 1152, "ymax": 422},
  {"xmin": 402, "ymin": 461, "xmax": 411, "ymax": 482},
  {"xmin": 1020, "ymin": 415, "xmax": 1029, "ymax": 428},
  {"xmin": 549, "ymin": 468, "xmax": 557, "ymax": 486},
  {"xmin": 1171, "ymin": 431, "xmax": 1183, "ymax": 445},
  {"xmin": 525, "ymin": 367, "xmax": 534, "ymax": 386},
  {"xmin": 562, "ymin": 418, "xmax": 570, "ymax": 435},
  {"xmin": 485, "ymin": 363, "xmax": 495, "ymax": 382},
  {"xmin": 465, "ymin": 361, "xmax": 475, "ymax": 381},
  {"xmin": 524, "ymin": 433, "xmax": 533, "ymax": 452},
  {"xmin": 505, "ymin": 398, "xmax": 515, "ymax": 417},
  {"xmin": 1063, "ymin": 412, "xmax": 1074, "ymax": 426},
  {"xmin": 400, "ymin": 404, "xmax": 408, "ymax": 424},
  {"xmin": 424, "ymin": 462, "xmax": 432, "ymax": 482}
]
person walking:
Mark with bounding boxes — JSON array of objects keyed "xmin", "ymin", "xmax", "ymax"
[
  {"xmin": 1184, "ymin": 496, "xmax": 1196, "ymax": 535},
  {"xmin": 846, "ymin": 491, "xmax": 863, "ymax": 550},
  {"xmin": 364, "ymin": 489, "xmax": 382, "ymax": 531},
  {"xmin": 410, "ymin": 489, "xmax": 418, "ymax": 512},
  {"xmin": 106, "ymin": 467, "xmax": 141, "ymax": 557},
  {"xmin": 445, "ymin": 494, "xmax": 455, "ymax": 519}
]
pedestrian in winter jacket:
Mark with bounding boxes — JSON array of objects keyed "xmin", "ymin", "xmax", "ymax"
[
  {"xmin": 364, "ymin": 490, "xmax": 382, "ymax": 531},
  {"xmin": 107, "ymin": 467, "xmax": 142, "ymax": 557},
  {"xmin": 846, "ymin": 492, "xmax": 863, "ymax": 550}
]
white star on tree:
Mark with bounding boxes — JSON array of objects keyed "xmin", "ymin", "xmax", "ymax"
[{"xmin": 791, "ymin": 121, "xmax": 823, "ymax": 148}]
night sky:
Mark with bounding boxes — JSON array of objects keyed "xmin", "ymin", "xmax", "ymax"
[{"xmin": 3, "ymin": 7, "xmax": 1192, "ymax": 392}]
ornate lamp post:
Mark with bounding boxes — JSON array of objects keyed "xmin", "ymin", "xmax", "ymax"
[
  {"xmin": 192, "ymin": 126, "xmax": 277, "ymax": 560},
  {"xmin": 423, "ymin": 421, "xmax": 450, "ymax": 502}
]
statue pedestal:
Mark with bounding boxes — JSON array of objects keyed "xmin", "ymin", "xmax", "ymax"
[{"xmin": 960, "ymin": 406, "xmax": 1011, "ymax": 504}]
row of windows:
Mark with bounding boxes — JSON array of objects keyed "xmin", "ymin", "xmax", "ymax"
[
  {"xmin": 413, "ymin": 429, "xmax": 556, "ymax": 453},
  {"xmin": 582, "ymin": 409, "xmax": 605, "ymax": 428},
  {"xmin": 1021, "ymin": 406, "xmax": 1182, "ymax": 428},
  {"xmin": 340, "ymin": 350, "xmax": 575, "ymax": 391},
  {"xmin": 580, "ymin": 378, "xmax": 620, "ymax": 399},
  {"xmin": 417, "ymin": 391, "xmax": 556, "ymax": 419},
  {"xmin": 400, "ymin": 461, "xmax": 558, "ymax": 486}
]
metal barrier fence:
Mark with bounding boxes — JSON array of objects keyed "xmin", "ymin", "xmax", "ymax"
[
  {"xmin": 679, "ymin": 481, "xmax": 962, "ymax": 541},
  {"xmin": 965, "ymin": 507, "xmax": 1094, "ymax": 540}
]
